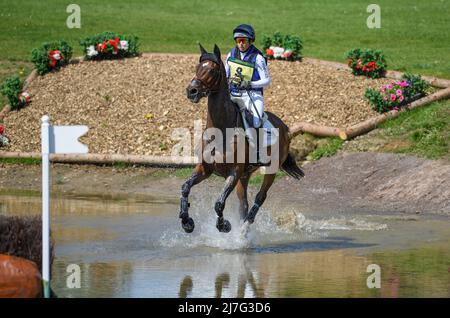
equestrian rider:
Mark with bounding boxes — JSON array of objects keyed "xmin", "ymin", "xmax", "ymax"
[{"xmin": 224, "ymin": 24, "xmax": 271, "ymax": 163}]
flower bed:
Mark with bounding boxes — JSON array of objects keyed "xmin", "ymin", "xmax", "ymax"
[
  {"xmin": 80, "ymin": 32, "xmax": 139, "ymax": 60},
  {"xmin": 365, "ymin": 74, "xmax": 429, "ymax": 113},
  {"xmin": 346, "ymin": 48, "xmax": 386, "ymax": 79},
  {"xmin": 0, "ymin": 76, "xmax": 30, "ymax": 110},
  {"xmin": 31, "ymin": 40, "xmax": 73, "ymax": 75},
  {"xmin": 262, "ymin": 32, "xmax": 302, "ymax": 61}
]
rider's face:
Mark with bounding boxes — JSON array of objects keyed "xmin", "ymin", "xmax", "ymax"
[{"xmin": 236, "ymin": 37, "xmax": 251, "ymax": 52}]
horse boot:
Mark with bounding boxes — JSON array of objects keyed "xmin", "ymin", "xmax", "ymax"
[{"xmin": 179, "ymin": 197, "xmax": 195, "ymax": 233}]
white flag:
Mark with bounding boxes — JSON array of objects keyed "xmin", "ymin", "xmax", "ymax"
[{"xmin": 49, "ymin": 125, "xmax": 89, "ymax": 154}]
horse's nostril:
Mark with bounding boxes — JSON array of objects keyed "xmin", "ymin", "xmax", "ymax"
[{"xmin": 190, "ymin": 88, "xmax": 198, "ymax": 96}]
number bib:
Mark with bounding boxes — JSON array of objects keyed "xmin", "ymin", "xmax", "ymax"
[{"xmin": 227, "ymin": 57, "xmax": 255, "ymax": 83}]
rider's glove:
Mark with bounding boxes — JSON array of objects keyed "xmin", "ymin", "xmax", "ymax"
[{"xmin": 238, "ymin": 80, "xmax": 252, "ymax": 90}]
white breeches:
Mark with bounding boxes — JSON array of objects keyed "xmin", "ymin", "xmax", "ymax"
[{"xmin": 230, "ymin": 91, "xmax": 264, "ymax": 128}]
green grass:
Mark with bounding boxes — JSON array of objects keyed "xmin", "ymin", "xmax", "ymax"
[
  {"xmin": 308, "ymin": 137, "xmax": 345, "ymax": 161},
  {"xmin": 377, "ymin": 99, "xmax": 450, "ymax": 160},
  {"xmin": 0, "ymin": 0, "xmax": 448, "ymax": 78},
  {"xmin": 1, "ymin": 0, "xmax": 449, "ymax": 161},
  {"xmin": 0, "ymin": 157, "xmax": 41, "ymax": 165}
]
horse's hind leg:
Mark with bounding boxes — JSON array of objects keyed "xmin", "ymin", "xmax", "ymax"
[
  {"xmin": 179, "ymin": 164, "xmax": 212, "ymax": 233},
  {"xmin": 244, "ymin": 173, "xmax": 276, "ymax": 224},
  {"xmin": 215, "ymin": 168, "xmax": 242, "ymax": 233}
]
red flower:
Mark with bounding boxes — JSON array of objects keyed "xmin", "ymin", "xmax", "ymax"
[
  {"xmin": 108, "ymin": 37, "xmax": 120, "ymax": 54},
  {"xmin": 266, "ymin": 48, "xmax": 274, "ymax": 56},
  {"xmin": 48, "ymin": 50, "xmax": 63, "ymax": 68},
  {"xmin": 0, "ymin": 124, "xmax": 4, "ymax": 135},
  {"xmin": 97, "ymin": 42, "xmax": 107, "ymax": 53}
]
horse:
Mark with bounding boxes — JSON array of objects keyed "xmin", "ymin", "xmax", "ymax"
[{"xmin": 180, "ymin": 43, "xmax": 304, "ymax": 234}]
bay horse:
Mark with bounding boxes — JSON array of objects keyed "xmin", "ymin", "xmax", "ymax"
[{"xmin": 180, "ymin": 44, "xmax": 304, "ymax": 234}]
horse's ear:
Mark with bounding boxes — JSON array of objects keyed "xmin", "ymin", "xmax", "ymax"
[
  {"xmin": 199, "ymin": 43, "xmax": 207, "ymax": 56},
  {"xmin": 213, "ymin": 44, "xmax": 221, "ymax": 59}
]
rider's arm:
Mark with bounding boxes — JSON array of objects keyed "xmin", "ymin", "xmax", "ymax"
[
  {"xmin": 224, "ymin": 52, "xmax": 231, "ymax": 79},
  {"xmin": 250, "ymin": 55, "xmax": 271, "ymax": 89}
]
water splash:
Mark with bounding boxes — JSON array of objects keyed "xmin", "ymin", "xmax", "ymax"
[{"xmin": 158, "ymin": 193, "xmax": 388, "ymax": 251}]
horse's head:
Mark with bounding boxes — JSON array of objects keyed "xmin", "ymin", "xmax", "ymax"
[{"xmin": 186, "ymin": 44, "xmax": 222, "ymax": 103}]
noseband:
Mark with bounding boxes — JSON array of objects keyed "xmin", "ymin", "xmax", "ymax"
[{"xmin": 191, "ymin": 58, "xmax": 222, "ymax": 97}]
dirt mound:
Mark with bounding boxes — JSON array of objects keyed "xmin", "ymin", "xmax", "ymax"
[
  {"xmin": 274, "ymin": 152, "xmax": 450, "ymax": 215},
  {"xmin": 3, "ymin": 54, "xmax": 391, "ymax": 155}
]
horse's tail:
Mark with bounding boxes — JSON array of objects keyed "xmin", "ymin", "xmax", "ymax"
[{"xmin": 281, "ymin": 153, "xmax": 304, "ymax": 180}]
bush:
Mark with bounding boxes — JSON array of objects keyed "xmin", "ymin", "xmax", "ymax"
[
  {"xmin": 80, "ymin": 31, "xmax": 139, "ymax": 60},
  {"xmin": 261, "ymin": 32, "xmax": 303, "ymax": 61},
  {"xmin": 365, "ymin": 73, "xmax": 429, "ymax": 113},
  {"xmin": 1, "ymin": 76, "xmax": 24, "ymax": 109},
  {"xmin": 346, "ymin": 48, "xmax": 386, "ymax": 79},
  {"xmin": 31, "ymin": 40, "xmax": 73, "ymax": 75}
]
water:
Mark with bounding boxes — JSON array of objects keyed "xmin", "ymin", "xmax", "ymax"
[{"xmin": 1, "ymin": 190, "xmax": 449, "ymax": 297}]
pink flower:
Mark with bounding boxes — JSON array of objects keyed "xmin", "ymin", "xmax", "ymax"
[
  {"xmin": 399, "ymin": 95, "xmax": 404, "ymax": 102},
  {"xmin": 386, "ymin": 84, "xmax": 393, "ymax": 90},
  {"xmin": 390, "ymin": 94, "xmax": 396, "ymax": 101},
  {"xmin": 396, "ymin": 89, "xmax": 403, "ymax": 96},
  {"xmin": 381, "ymin": 86, "xmax": 385, "ymax": 92},
  {"xmin": 383, "ymin": 96, "xmax": 387, "ymax": 101},
  {"xmin": 400, "ymin": 81, "xmax": 409, "ymax": 88}
]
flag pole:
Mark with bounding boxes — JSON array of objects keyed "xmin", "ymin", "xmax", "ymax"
[{"xmin": 41, "ymin": 115, "xmax": 51, "ymax": 298}]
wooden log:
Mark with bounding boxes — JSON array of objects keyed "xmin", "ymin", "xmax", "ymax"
[
  {"xmin": 384, "ymin": 70, "xmax": 450, "ymax": 89},
  {"xmin": 0, "ymin": 151, "xmax": 197, "ymax": 167},
  {"xmin": 0, "ymin": 105, "xmax": 11, "ymax": 121},
  {"xmin": 23, "ymin": 69, "xmax": 38, "ymax": 91},
  {"xmin": 289, "ymin": 121, "xmax": 344, "ymax": 139},
  {"xmin": 344, "ymin": 86, "xmax": 450, "ymax": 139}
]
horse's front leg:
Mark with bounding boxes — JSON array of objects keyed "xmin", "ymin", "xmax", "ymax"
[
  {"xmin": 179, "ymin": 163, "xmax": 212, "ymax": 233},
  {"xmin": 215, "ymin": 167, "xmax": 243, "ymax": 233}
]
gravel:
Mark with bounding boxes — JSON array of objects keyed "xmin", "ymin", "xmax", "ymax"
[{"xmin": 2, "ymin": 54, "xmax": 392, "ymax": 155}]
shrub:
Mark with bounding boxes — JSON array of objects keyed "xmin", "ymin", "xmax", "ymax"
[
  {"xmin": 261, "ymin": 32, "xmax": 303, "ymax": 61},
  {"xmin": 80, "ymin": 31, "xmax": 139, "ymax": 60},
  {"xmin": 31, "ymin": 40, "xmax": 73, "ymax": 75},
  {"xmin": 1, "ymin": 76, "xmax": 25, "ymax": 109},
  {"xmin": 346, "ymin": 48, "xmax": 386, "ymax": 79},
  {"xmin": 365, "ymin": 74, "xmax": 429, "ymax": 113}
]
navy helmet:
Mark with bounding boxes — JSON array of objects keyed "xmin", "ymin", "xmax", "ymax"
[{"xmin": 233, "ymin": 24, "xmax": 255, "ymax": 42}]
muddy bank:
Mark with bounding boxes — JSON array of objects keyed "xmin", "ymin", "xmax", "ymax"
[{"xmin": 0, "ymin": 152, "xmax": 449, "ymax": 216}]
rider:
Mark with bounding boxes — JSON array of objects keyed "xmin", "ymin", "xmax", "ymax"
[{"xmin": 224, "ymin": 23, "xmax": 271, "ymax": 164}]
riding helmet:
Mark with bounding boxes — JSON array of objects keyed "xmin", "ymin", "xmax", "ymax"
[{"xmin": 233, "ymin": 24, "xmax": 255, "ymax": 42}]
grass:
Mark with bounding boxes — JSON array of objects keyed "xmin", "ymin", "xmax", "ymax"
[
  {"xmin": 0, "ymin": 157, "xmax": 41, "ymax": 165},
  {"xmin": 0, "ymin": 0, "xmax": 449, "ymax": 160},
  {"xmin": 377, "ymin": 99, "xmax": 450, "ymax": 160},
  {"xmin": 308, "ymin": 137, "xmax": 345, "ymax": 161},
  {"xmin": 0, "ymin": 0, "xmax": 448, "ymax": 78}
]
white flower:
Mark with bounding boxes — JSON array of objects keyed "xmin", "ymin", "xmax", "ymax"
[
  {"xmin": 52, "ymin": 52, "xmax": 61, "ymax": 60},
  {"xmin": 86, "ymin": 45, "xmax": 98, "ymax": 57},
  {"xmin": 119, "ymin": 40, "xmax": 129, "ymax": 51},
  {"xmin": 272, "ymin": 46, "xmax": 285, "ymax": 58}
]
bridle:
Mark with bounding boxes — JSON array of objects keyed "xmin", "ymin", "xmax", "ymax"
[{"xmin": 190, "ymin": 58, "xmax": 223, "ymax": 97}]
